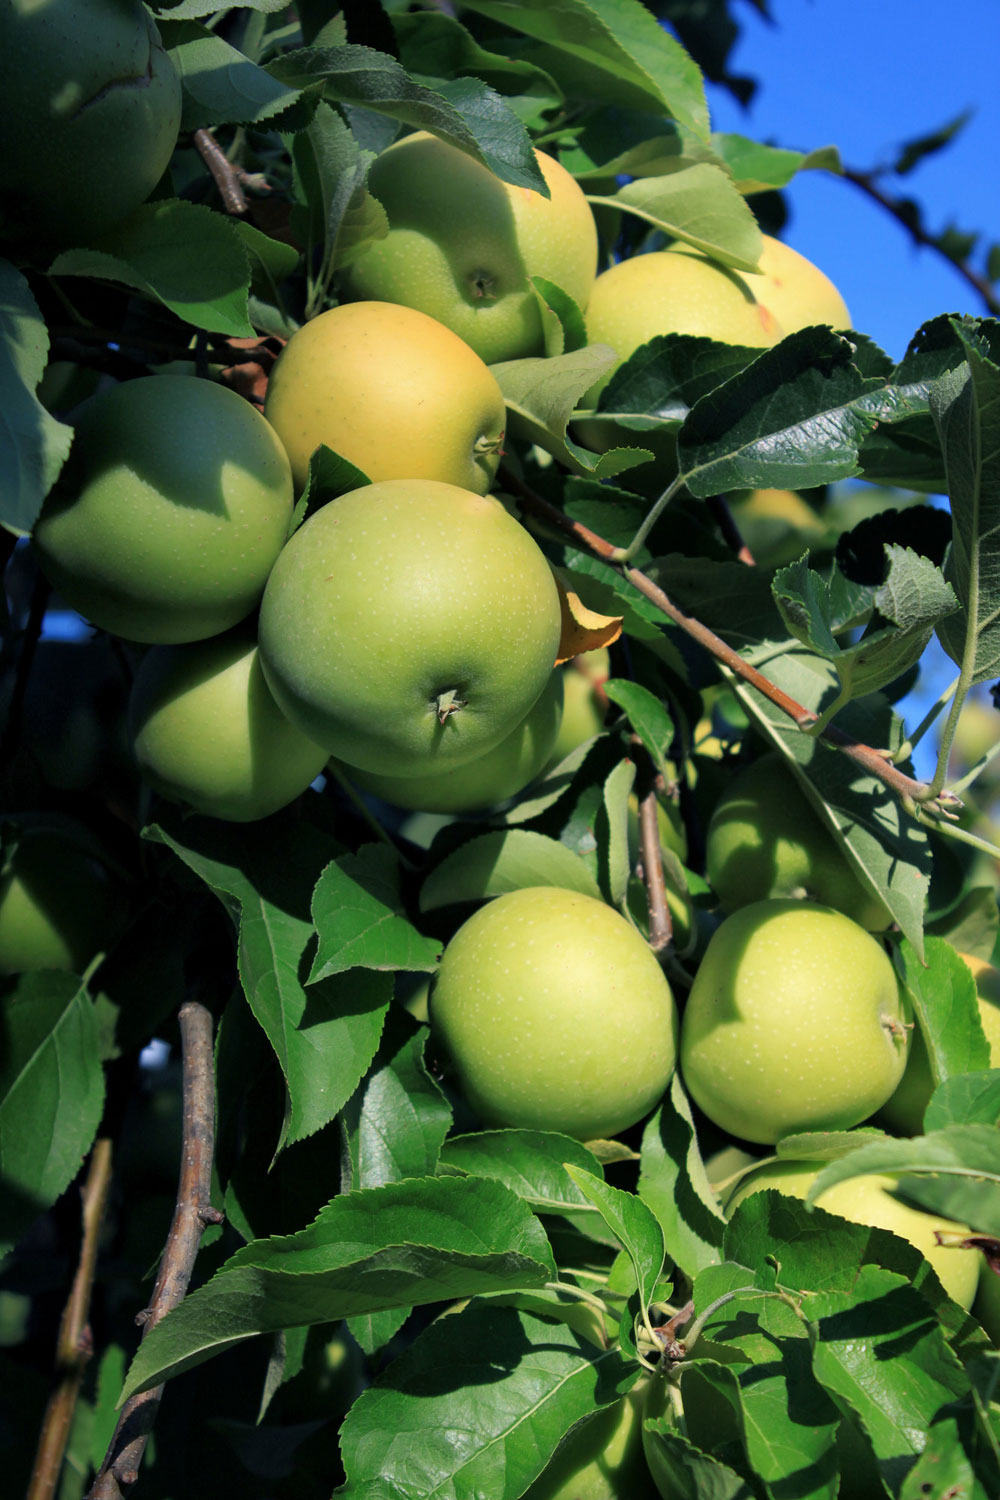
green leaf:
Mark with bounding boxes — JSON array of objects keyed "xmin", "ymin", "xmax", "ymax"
[
  {"xmin": 925, "ymin": 1071, "xmax": 1000, "ymax": 1130},
  {"xmin": 604, "ymin": 679, "xmax": 674, "ymax": 782},
  {"xmin": 118, "ymin": 1177, "xmax": 556, "ymax": 1402},
  {"xmin": 342, "ymin": 1010, "xmax": 452, "ymax": 1354},
  {"xmin": 339, "ymin": 1300, "xmax": 637, "ymax": 1500},
  {"xmin": 49, "ymin": 200, "xmax": 256, "ymax": 337},
  {"xmin": 726, "ymin": 650, "xmax": 932, "ymax": 953},
  {"xmin": 893, "ymin": 110, "xmax": 974, "ymax": 176},
  {"xmin": 150, "ymin": 0, "xmax": 289, "ymax": 14},
  {"xmin": 594, "ymin": 332, "xmax": 764, "ymax": 423},
  {"xmin": 587, "ymin": 163, "xmax": 763, "ymax": 272},
  {"xmin": 639, "ymin": 1076, "xmax": 725, "ymax": 1281},
  {"xmin": 804, "ymin": 1265, "xmax": 971, "ymax": 1486},
  {"xmin": 532, "ymin": 275, "xmax": 588, "ymax": 357},
  {"xmin": 289, "ymin": 103, "xmax": 378, "ymax": 285},
  {"xmin": 772, "ymin": 547, "xmax": 959, "ymax": 703},
  {"xmin": 456, "ymin": 0, "xmax": 709, "ymax": 136},
  {"xmin": 270, "ymin": 44, "xmax": 546, "ymax": 191},
  {"xmin": 310, "ymin": 843, "xmax": 442, "ymax": 981},
  {"xmin": 894, "ymin": 936, "xmax": 991, "ymax": 1091},
  {"xmin": 806, "ymin": 1125, "xmax": 1000, "ymax": 1238},
  {"xmin": 641, "ymin": 1421, "xmax": 754, "ymax": 1500},
  {"xmin": 164, "ymin": 21, "xmax": 305, "ymax": 129},
  {"xmin": 0, "ymin": 260, "xmax": 74, "ymax": 535},
  {"xmin": 148, "ymin": 814, "xmax": 389, "ymax": 1152},
  {"xmin": 598, "ymin": 755, "xmax": 635, "ymax": 912},
  {"xmin": 899, "ymin": 1396, "xmax": 1000, "ymax": 1500},
  {"xmin": 492, "ymin": 346, "xmax": 654, "ymax": 477},
  {"xmin": 933, "ymin": 324, "xmax": 1000, "ymax": 683},
  {"xmin": 0, "ymin": 972, "xmax": 105, "ymax": 1261},
  {"xmin": 438, "ymin": 1128, "xmax": 616, "ymax": 1242},
  {"xmin": 677, "ymin": 328, "xmax": 885, "ymax": 495},
  {"xmin": 563, "ymin": 1164, "xmax": 665, "ymax": 1308},
  {"xmin": 709, "ymin": 133, "xmax": 842, "ymax": 194},
  {"xmin": 393, "ymin": 10, "xmax": 564, "ymax": 131},
  {"xmin": 419, "ymin": 830, "xmax": 603, "ymax": 912}
]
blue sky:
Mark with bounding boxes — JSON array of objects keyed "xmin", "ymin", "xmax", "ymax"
[{"xmin": 701, "ymin": 0, "xmax": 1000, "ymax": 363}]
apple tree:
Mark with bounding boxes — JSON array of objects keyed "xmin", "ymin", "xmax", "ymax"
[{"xmin": 2, "ymin": 1, "xmax": 1000, "ymax": 1497}]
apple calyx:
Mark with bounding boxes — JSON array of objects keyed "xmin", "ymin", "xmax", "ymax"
[
  {"xmin": 469, "ymin": 269, "xmax": 498, "ymax": 302},
  {"xmin": 883, "ymin": 1016, "xmax": 913, "ymax": 1042},
  {"xmin": 434, "ymin": 688, "xmax": 467, "ymax": 724},
  {"xmin": 474, "ymin": 431, "xmax": 505, "ymax": 458}
]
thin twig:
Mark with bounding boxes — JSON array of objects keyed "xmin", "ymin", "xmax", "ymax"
[
  {"xmin": 841, "ymin": 167, "xmax": 1000, "ymax": 318},
  {"xmin": 193, "ymin": 129, "xmax": 248, "ymax": 216},
  {"xmin": 27, "ymin": 1139, "xmax": 114, "ymax": 1500},
  {"xmin": 500, "ymin": 466, "xmax": 950, "ymax": 812},
  {"xmin": 88, "ymin": 1002, "xmax": 222, "ymax": 1500}
]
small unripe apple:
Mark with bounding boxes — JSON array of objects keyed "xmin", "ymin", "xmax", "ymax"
[
  {"xmin": 128, "ymin": 631, "xmax": 328, "ymax": 823},
  {"xmin": 740, "ymin": 236, "xmax": 852, "ymax": 334},
  {"xmin": 263, "ymin": 300, "xmax": 507, "ymax": 493},
  {"xmin": 0, "ymin": 816, "xmax": 124, "ymax": 975},
  {"xmin": 582, "ymin": 247, "xmax": 784, "ymax": 405},
  {"xmin": 726, "ymin": 1158, "xmax": 979, "ymax": 1310},
  {"xmin": 334, "ymin": 668, "xmax": 564, "ymax": 815},
  {"xmin": 544, "ymin": 650, "xmax": 610, "ymax": 771},
  {"xmin": 523, "ymin": 1384, "xmax": 655, "ymax": 1500},
  {"xmin": 705, "ymin": 752, "xmax": 891, "ymax": 930},
  {"xmin": 258, "ymin": 480, "xmax": 563, "ymax": 777},
  {"xmin": 880, "ymin": 950, "xmax": 1000, "ymax": 1134},
  {"xmin": 342, "ymin": 133, "xmax": 599, "ymax": 364},
  {"xmin": 0, "ymin": 0, "xmax": 181, "ymax": 247},
  {"xmin": 680, "ymin": 900, "xmax": 909, "ymax": 1144},
  {"xmin": 33, "ymin": 376, "xmax": 294, "ymax": 644},
  {"xmin": 430, "ymin": 886, "xmax": 677, "ymax": 1141}
]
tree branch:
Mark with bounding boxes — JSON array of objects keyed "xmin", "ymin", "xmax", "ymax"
[
  {"xmin": 500, "ymin": 467, "xmax": 954, "ymax": 812},
  {"xmin": 27, "ymin": 1139, "xmax": 114, "ymax": 1500},
  {"xmin": 193, "ymin": 129, "xmax": 248, "ymax": 216},
  {"xmin": 87, "ymin": 1002, "xmax": 222, "ymax": 1500}
]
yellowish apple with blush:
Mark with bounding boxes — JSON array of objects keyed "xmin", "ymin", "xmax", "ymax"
[
  {"xmin": 342, "ymin": 133, "xmax": 598, "ymax": 364},
  {"xmin": 741, "ymin": 235, "xmax": 851, "ymax": 333},
  {"xmin": 263, "ymin": 301, "xmax": 506, "ymax": 493}
]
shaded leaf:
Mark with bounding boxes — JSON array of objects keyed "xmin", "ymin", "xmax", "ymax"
[
  {"xmin": 924, "ymin": 1071, "xmax": 1000, "ymax": 1131},
  {"xmin": 0, "ymin": 260, "xmax": 73, "ymax": 534},
  {"xmin": 604, "ymin": 679, "xmax": 674, "ymax": 782},
  {"xmin": 310, "ymin": 843, "xmax": 442, "ymax": 981},
  {"xmin": 586, "ymin": 163, "xmax": 762, "ymax": 271},
  {"xmin": 894, "ymin": 936, "xmax": 991, "ymax": 1092},
  {"xmin": 420, "ymin": 830, "xmax": 602, "ymax": 912},
  {"xmin": 639, "ymin": 1075, "xmax": 725, "ymax": 1280},
  {"xmin": 564, "ymin": 1164, "xmax": 665, "ymax": 1307},
  {"xmin": 164, "ymin": 22, "xmax": 305, "ymax": 129}
]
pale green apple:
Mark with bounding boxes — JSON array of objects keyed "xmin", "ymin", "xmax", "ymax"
[
  {"xmin": 740, "ymin": 236, "xmax": 852, "ymax": 333},
  {"xmin": 705, "ymin": 752, "xmax": 892, "ymax": 930},
  {"xmin": 543, "ymin": 649, "xmax": 610, "ymax": 771},
  {"xmin": 881, "ymin": 949, "xmax": 1000, "ymax": 1134},
  {"xmin": 524, "ymin": 1384, "xmax": 655, "ymax": 1500},
  {"xmin": 430, "ymin": 886, "xmax": 677, "ymax": 1141},
  {"xmin": 342, "ymin": 133, "xmax": 598, "ymax": 364},
  {"xmin": 0, "ymin": 0, "xmax": 181, "ymax": 247},
  {"xmin": 333, "ymin": 668, "xmax": 564, "ymax": 814},
  {"xmin": 257, "ymin": 480, "xmax": 563, "ymax": 777},
  {"xmin": 263, "ymin": 300, "xmax": 507, "ymax": 493},
  {"xmin": 680, "ymin": 900, "xmax": 909, "ymax": 1144},
  {"xmin": 128, "ymin": 630, "xmax": 328, "ymax": 823},
  {"xmin": 0, "ymin": 816, "xmax": 123, "ymax": 975},
  {"xmin": 726, "ymin": 1158, "xmax": 980, "ymax": 1310},
  {"xmin": 582, "ymin": 247, "xmax": 784, "ymax": 405},
  {"xmin": 33, "ymin": 375, "xmax": 294, "ymax": 644}
]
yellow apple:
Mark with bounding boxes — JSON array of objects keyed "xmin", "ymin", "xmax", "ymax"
[
  {"xmin": 740, "ymin": 235, "xmax": 852, "ymax": 334},
  {"xmin": 726, "ymin": 1158, "xmax": 980, "ymax": 1310},
  {"xmin": 263, "ymin": 301, "xmax": 507, "ymax": 493},
  {"xmin": 342, "ymin": 133, "xmax": 598, "ymax": 364},
  {"xmin": 881, "ymin": 950, "xmax": 1000, "ymax": 1134},
  {"xmin": 582, "ymin": 247, "xmax": 784, "ymax": 404},
  {"xmin": 680, "ymin": 900, "xmax": 909, "ymax": 1144},
  {"xmin": 128, "ymin": 630, "xmax": 328, "ymax": 823},
  {"xmin": 705, "ymin": 752, "xmax": 892, "ymax": 930}
]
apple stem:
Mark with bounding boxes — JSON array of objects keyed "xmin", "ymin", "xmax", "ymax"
[{"xmin": 434, "ymin": 689, "xmax": 467, "ymax": 725}]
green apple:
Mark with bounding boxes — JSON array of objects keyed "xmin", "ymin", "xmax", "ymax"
[
  {"xmin": 582, "ymin": 247, "xmax": 784, "ymax": 405},
  {"xmin": 0, "ymin": 815, "xmax": 124, "ymax": 975},
  {"xmin": 680, "ymin": 900, "xmax": 909, "ymax": 1144},
  {"xmin": 333, "ymin": 667, "xmax": 564, "ymax": 814},
  {"xmin": 341, "ymin": 132, "xmax": 598, "ymax": 364},
  {"xmin": 257, "ymin": 480, "xmax": 563, "ymax": 776},
  {"xmin": 544, "ymin": 649, "xmax": 610, "ymax": 770},
  {"xmin": 0, "ymin": 0, "xmax": 181, "ymax": 247},
  {"xmin": 880, "ymin": 949, "xmax": 1000, "ymax": 1134},
  {"xmin": 263, "ymin": 300, "xmax": 507, "ymax": 494},
  {"xmin": 705, "ymin": 752, "xmax": 892, "ymax": 930},
  {"xmin": 740, "ymin": 236, "xmax": 852, "ymax": 334},
  {"xmin": 524, "ymin": 1385, "xmax": 655, "ymax": 1500},
  {"xmin": 33, "ymin": 376, "xmax": 294, "ymax": 644},
  {"xmin": 128, "ymin": 630, "xmax": 328, "ymax": 823},
  {"xmin": 430, "ymin": 886, "xmax": 677, "ymax": 1140},
  {"xmin": 726, "ymin": 1158, "xmax": 980, "ymax": 1310}
]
